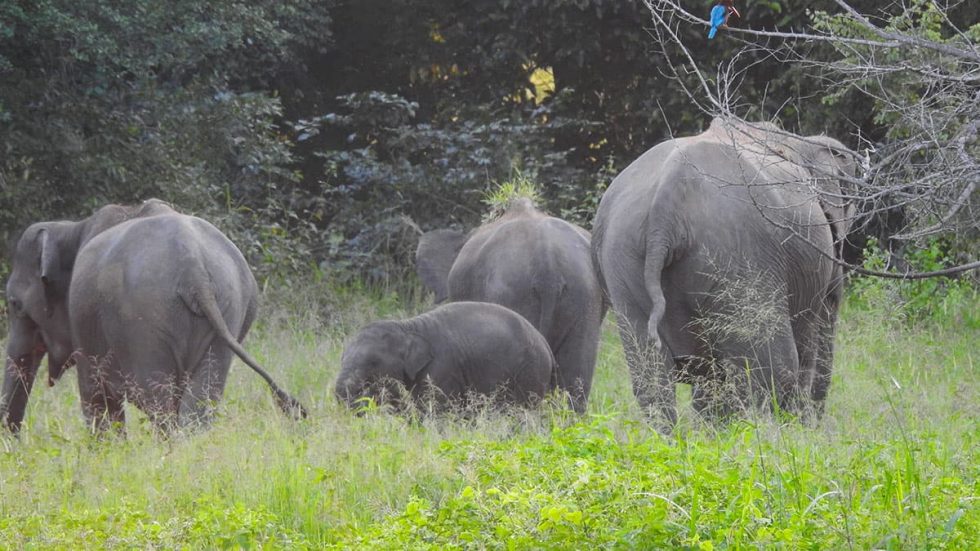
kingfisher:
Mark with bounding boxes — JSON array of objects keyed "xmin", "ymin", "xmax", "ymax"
[{"xmin": 708, "ymin": 0, "xmax": 740, "ymax": 39}]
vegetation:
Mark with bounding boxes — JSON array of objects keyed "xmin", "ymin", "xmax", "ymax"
[
  {"xmin": 1, "ymin": 1, "xmax": 977, "ymax": 547},
  {"xmin": 482, "ymin": 172, "xmax": 544, "ymax": 221},
  {"xmin": 0, "ymin": 281, "xmax": 975, "ymax": 548},
  {"xmin": 3, "ymin": 1, "xmax": 976, "ymax": 282}
]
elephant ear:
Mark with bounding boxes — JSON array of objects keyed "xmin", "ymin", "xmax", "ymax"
[
  {"xmin": 806, "ymin": 136, "xmax": 858, "ymax": 260},
  {"xmin": 38, "ymin": 229, "xmax": 66, "ymax": 314},
  {"xmin": 39, "ymin": 229, "xmax": 58, "ymax": 285},
  {"xmin": 415, "ymin": 229, "xmax": 468, "ymax": 303},
  {"xmin": 401, "ymin": 331, "xmax": 433, "ymax": 382},
  {"xmin": 35, "ymin": 224, "xmax": 85, "ymax": 316}
]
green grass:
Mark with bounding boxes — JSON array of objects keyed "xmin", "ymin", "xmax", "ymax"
[
  {"xmin": 0, "ymin": 284, "xmax": 977, "ymax": 549},
  {"xmin": 482, "ymin": 172, "xmax": 543, "ymax": 221}
]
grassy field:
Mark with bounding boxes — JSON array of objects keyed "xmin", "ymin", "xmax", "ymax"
[{"xmin": 0, "ymin": 283, "xmax": 977, "ymax": 549}]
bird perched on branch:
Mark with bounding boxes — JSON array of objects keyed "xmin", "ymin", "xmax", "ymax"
[{"xmin": 708, "ymin": 0, "xmax": 740, "ymax": 39}]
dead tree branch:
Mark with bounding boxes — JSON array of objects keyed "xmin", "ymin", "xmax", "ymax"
[{"xmin": 642, "ymin": 0, "xmax": 979, "ymax": 279}]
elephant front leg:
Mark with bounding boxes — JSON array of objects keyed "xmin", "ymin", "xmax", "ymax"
[
  {"xmin": 553, "ymin": 322, "xmax": 601, "ymax": 415},
  {"xmin": 809, "ymin": 291, "xmax": 842, "ymax": 420}
]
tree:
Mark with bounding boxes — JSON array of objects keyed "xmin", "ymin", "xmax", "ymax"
[
  {"xmin": 644, "ymin": 0, "xmax": 979, "ymax": 278},
  {"xmin": 0, "ymin": 0, "xmax": 330, "ymax": 279}
]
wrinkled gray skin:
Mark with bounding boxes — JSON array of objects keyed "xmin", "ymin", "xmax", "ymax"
[
  {"xmin": 2, "ymin": 199, "xmax": 306, "ymax": 434},
  {"xmin": 592, "ymin": 118, "xmax": 856, "ymax": 433},
  {"xmin": 415, "ymin": 199, "xmax": 605, "ymax": 413},
  {"xmin": 335, "ymin": 302, "xmax": 556, "ymax": 412}
]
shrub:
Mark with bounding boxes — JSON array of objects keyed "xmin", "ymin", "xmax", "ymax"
[{"xmin": 848, "ymin": 237, "xmax": 978, "ymax": 326}]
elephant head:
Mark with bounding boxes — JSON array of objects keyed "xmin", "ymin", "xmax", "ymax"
[
  {"xmin": 2, "ymin": 199, "xmax": 177, "ymax": 433},
  {"xmin": 2, "ymin": 222, "xmax": 81, "ymax": 432},
  {"xmin": 796, "ymin": 134, "xmax": 859, "ymax": 260},
  {"xmin": 415, "ymin": 229, "xmax": 468, "ymax": 303},
  {"xmin": 334, "ymin": 321, "xmax": 433, "ymax": 410},
  {"xmin": 715, "ymin": 118, "xmax": 858, "ymax": 261}
]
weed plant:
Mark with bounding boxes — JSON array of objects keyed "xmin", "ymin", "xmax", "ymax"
[{"xmin": 0, "ymin": 277, "xmax": 976, "ymax": 548}]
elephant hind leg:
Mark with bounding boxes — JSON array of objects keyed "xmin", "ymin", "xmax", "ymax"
[
  {"xmin": 614, "ymin": 308, "xmax": 676, "ymax": 433},
  {"xmin": 553, "ymin": 321, "xmax": 601, "ymax": 414},
  {"xmin": 736, "ymin": 319, "xmax": 805, "ymax": 417},
  {"xmin": 110, "ymin": 344, "xmax": 183, "ymax": 434},
  {"xmin": 605, "ymin": 250, "xmax": 677, "ymax": 432},
  {"xmin": 178, "ymin": 344, "xmax": 233, "ymax": 430},
  {"xmin": 690, "ymin": 363, "xmax": 739, "ymax": 423},
  {"xmin": 75, "ymin": 352, "xmax": 126, "ymax": 435}
]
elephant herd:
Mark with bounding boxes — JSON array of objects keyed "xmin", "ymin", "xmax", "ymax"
[{"xmin": 2, "ymin": 118, "xmax": 857, "ymax": 435}]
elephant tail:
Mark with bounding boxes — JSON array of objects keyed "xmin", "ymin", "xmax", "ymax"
[
  {"xmin": 195, "ymin": 286, "xmax": 308, "ymax": 420},
  {"xmin": 643, "ymin": 231, "xmax": 671, "ymax": 349},
  {"xmin": 532, "ymin": 254, "xmax": 565, "ymax": 349}
]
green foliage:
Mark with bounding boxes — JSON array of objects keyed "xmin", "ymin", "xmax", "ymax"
[
  {"xmin": 0, "ymin": 0, "xmax": 329, "ymax": 276},
  {"xmin": 849, "ymin": 238, "xmax": 979, "ymax": 325},
  {"xmin": 0, "ymin": 499, "xmax": 310, "ymax": 549},
  {"xmin": 302, "ymin": 92, "xmax": 591, "ymax": 285},
  {"xmin": 813, "ymin": 0, "xmax": 970, "ymax": 137},
  {"xmin": 340, "ymin": 416, "xmax": 976, "ymax": 548},
  {"xmin": 2, "ymin": 0, "xmax": 974, "ymax": 282},
  {"xmin": 482, "ymin": 171, "xmax": 543, "ymax": 220},
  {"xmin": 0, "ymin": 286, "xmax": 976, "ymax": 548}
]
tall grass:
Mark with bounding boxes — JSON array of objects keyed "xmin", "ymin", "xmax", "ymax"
[{"xmin": 0, "ymin": 281, "xmax": 976, "ymax": 548}]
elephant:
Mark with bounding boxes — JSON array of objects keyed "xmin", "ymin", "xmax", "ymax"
[
  {"xmin": 591, "ymin": 117, "xmax": 856, "ymax": 432},
  {"xmin": 334, "ymin": 301, "xmax": 556, "ymax": 412},
  {"xmin": 415, "ymin": 198, "xmax": 605, "ymax": 412},
  {"xmin": 2, "ymin": 199, "xmax": 306, "ymax": 434}
]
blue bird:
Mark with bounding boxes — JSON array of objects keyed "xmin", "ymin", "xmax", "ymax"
[{"xmin": 708, "ymin": 0, "xmax": 740, "ymax": 39}]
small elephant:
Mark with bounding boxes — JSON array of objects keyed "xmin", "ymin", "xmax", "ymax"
[
  {"xmin": 2, "ymin": 199, "xmax": 306, "ymax": 433},
  {"xmin": 415, "ymin": 198, "xmax": 605, "ymax": 412},
  {"xmin": 592, "ymin": 118, "xmax": 856, "ymax": 432},
  {"xmin": 335, "ymin": 301, "xmax": 556, "ymax": 412}
]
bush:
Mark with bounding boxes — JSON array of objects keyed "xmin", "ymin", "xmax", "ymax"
[
  {"xmin": 303, "ymin": 92, "xmax": 599, "ymax": 286},
  {"xmin": 0, "ymin": 0, "xmax": 329, "ymax": 278},
  {"xmin": 848, "ymin": 237, "xmax": 979, "ymax": 325}
]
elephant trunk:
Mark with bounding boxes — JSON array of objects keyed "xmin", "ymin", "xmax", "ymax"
[
  {"xmin": 334, "ymin": 374, "xmax": 360, "ymax": 409},
  {"xmin": 1, "ymin": 357, "xmax": 40, "ymax": 434},
  {"xmin": 335, "ymin": 374, "xmax": 381, "ymax": 415},
  {"xmin": 45, "ymin": 342, "xmax": 72, "ymax": 387},
  {"xmin": 3, "ymin": 319, "xmax": 46, "ymax": 433}
]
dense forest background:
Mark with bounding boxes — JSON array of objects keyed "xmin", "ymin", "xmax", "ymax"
[{"xmin": 2, "ymin": 0, "xmax": 977, "ymax": 286}]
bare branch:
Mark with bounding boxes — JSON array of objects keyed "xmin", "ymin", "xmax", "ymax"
[
  {"xmin": 642, "ymin": 0, "xmax": 979, "ymax": 279},
  {"xmin": 647, "ymin": 0, "xmax": 902, "ymax": 48},
  {"xmin": 833, "ymin": 0, "xmax": 980, "ymax": 63}
]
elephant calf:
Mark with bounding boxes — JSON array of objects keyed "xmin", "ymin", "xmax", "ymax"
[{"xmin": 335, "ymin": 302, "xmax": 556, "ymax": 413}]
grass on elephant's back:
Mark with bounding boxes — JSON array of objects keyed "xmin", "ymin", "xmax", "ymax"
[{"xmin": 0, "ymin": 283, "xmax": 976, "ymax": 547}]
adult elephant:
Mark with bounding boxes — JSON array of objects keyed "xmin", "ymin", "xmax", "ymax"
[
  {"xmin": 415, "ymin": 198, "xmax": 605, "ymax": 412},
  {"xmin": 2, "ymin": 199, "xmax": 306, "ymax": 433},
  {"xmin": 592, "ymin": 118, "xmax": 856, "ymax": 432}
]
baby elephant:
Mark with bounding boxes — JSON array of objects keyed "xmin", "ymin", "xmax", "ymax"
[{"xmin": 335, "ymin": 302, "xmax": 556, "ymax": 412}]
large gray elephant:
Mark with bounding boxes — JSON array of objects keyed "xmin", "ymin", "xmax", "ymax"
[
  {"xmin": 415, "ymin": 198, "xmax": 605, "ymax": 412},
  {"xmin": 335, "ymin": 301, "xmax": 556, "ymax": 412},
  {"xmin": 2, "ymin": 199, "xmax": 306, "ymax": 433},
  {"xmin": 592, "ymin": 118, "xmax": 856, "ymax": 431}
]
